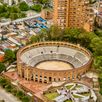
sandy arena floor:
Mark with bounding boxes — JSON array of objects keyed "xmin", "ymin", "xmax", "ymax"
[{"xmin": 36, "ymin": 61, "xmax": 73, "ymax": 70}]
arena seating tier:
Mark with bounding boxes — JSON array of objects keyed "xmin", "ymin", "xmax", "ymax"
[{"xmin": 20, "ymin": 46, "xmax": 89, "ymax": 68}]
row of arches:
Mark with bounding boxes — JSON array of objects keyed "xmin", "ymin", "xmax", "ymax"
[{"xmin": 19, "ymin": 69, "xmax": 86, "ymax": 83}]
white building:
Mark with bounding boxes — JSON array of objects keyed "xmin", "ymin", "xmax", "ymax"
[{"xmin": 3, "ymin": 0, "xmax": 26, "ymax": 6}]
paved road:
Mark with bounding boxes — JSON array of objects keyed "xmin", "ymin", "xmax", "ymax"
[
  {"xmin": 0, "ymin": 87, "xmax": 21, "ymax": 102},
  {"xmin": 0, "ymin": 13, "xmax": 41, "ymax": 26}
]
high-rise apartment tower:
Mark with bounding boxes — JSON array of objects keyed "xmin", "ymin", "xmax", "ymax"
[{"xmin": 53, "ymin": 0, "xmax": 94, "ymax": 31}]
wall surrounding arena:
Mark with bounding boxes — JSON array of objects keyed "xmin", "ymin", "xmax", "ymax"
[{"xmin": 17, "ymin": 42, "xmax": 93, "ymax": 83}]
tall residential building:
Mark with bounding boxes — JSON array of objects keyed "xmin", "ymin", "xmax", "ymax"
[
  {"xmin": 95, "ymin": 0, "xmax": 102, "ymax": 27},
  {"xmin": 53, "ymin": 0, "xmax": 94, "ymax": 31}
]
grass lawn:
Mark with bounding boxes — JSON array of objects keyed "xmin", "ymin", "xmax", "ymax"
[
  {"xmin": 73, "ymin": 94, "xmax": 82, "ymax": 98},
  {"xmin": 66, "ymin": 85, "xmax": 73, "ymax": 89},
  {"xmin": 76, "ymin": 85, "xmax": 82, "ymax": 88},
  {"xmin": 45, "ymin": 92, "xmax": 59, "ymax": 100},
  {"xmin": 64, "ymin": 100, "xmax": 72, "ymax": 102},
  {"xmin": 80, "ymin": 93, "xmax": 90, "ymax": 96}
]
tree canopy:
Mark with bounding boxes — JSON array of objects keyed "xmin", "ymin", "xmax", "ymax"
[
  {"xmin": 90, "ymin": 37, "xmax": 102, "ymax": 56},
  {"xmin": 4, "ymin": 49, "xmax": 16, "ymax": 63},
  {"xmin": 94, "ymin": 56, "xmax": 102, "ymax": 73},
  {"xmin": 0, "ymin": 62, "xmax": 6, "ymax": 73},
  {"xmin": 19, "ymin": 1, "xmax": 29, "ymax": 11},
  {"xmin": 31, "ymin": 4, "xmax": 42, "ymax": 12},
  {"xmin": 0, "ymin": 4, "xmax": 26, "ymax": 20},
  {"xmin": 38, "ymin": 0, "xmax": 49, "ymax": 4},
  {"xmin": 29, "ymin": 25, "xmax": 102, "ymax": 78}
]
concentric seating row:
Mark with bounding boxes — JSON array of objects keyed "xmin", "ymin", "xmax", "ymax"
[
  {"xmin": 26, "ymin": 54, "xmax": 82, "ymax": 68},
  {"xmin": 75, "ymin": 52, "xmax": 89, "ymax": 64},
  {"xmin": 20, "ymin": 46, "xmax": 89, "ymax": 68}
]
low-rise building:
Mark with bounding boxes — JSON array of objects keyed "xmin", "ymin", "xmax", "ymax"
[
  {"xmin": 0, "ymin": 51, "xmax": 4, "ymax": 62},
  {"xmin": 41, "ymin": 9, "xmax": 53, "ymax": 20},
  {"xmin": 96, "ymin": 13, "xmax": 102, "ymax": 27}
]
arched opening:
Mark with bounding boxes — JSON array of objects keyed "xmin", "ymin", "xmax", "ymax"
[
  {"xmin": 49, "ymin": 77, "xmax": 52, "ymax": 82},
  {"xmin": 54, "ymin": 78, "xmax": 56, "ymax": 82},
  {"xmin": 58, "ymin": 78, "xmax": 60, "ymax": 81},
  {"xmin": 31, "ymin": 74, "xmax": 33, "ymax": 80}
]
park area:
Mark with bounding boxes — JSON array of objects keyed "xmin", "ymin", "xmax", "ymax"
[{"xmin": 43, "ymin": 83, "xmax": 97, "ymax": 102}]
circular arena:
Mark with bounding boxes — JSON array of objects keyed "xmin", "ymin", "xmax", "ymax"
[{"xmin": 17, "ymin": 42, "xmax": 92, "ymax": 83}]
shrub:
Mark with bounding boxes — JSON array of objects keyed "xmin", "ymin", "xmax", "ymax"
[
  {"xmin": 21, "ymin": 96, "xmax": 30, "ymax": 102},
  {"xmin": 11, "ymin": 89, "xmax": 18, "ymax": 96},
  {"xmin": 0, "ymin": 77, "xmax": 32, "ymax": 101},
  {"xmin": 16, "ymin": 90, "xmax": 24, "ymax": 99},
  {"xmin": 5, "ymin": 84, "xmax": 12, "ymax": 92},
  {"xmin": 0, "ymin": 78, "xmax": 8, "ymax": 88},
  {"xmin": 19, "ymin": 1, "xmax": 29, "ymax": 11},
  {"xmin": 31, "ymin": 4, "xmax": 42, "ymax": 12},
  {"xmin": 99, "ymin": 89, "xmax": 102, "ymax": 95}
]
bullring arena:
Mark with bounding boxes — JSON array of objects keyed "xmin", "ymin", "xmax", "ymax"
[{"xmin": 17, "ymin": 42, "xmax": 92, "ymax": 83}]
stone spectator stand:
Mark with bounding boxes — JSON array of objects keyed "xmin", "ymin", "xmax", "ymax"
[{"xmin": 17, "ymin": 42, "xmax": 92, "ymax": 83}]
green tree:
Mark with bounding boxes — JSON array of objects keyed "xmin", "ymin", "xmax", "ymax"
[
  {"xmin": 32, "ymin": 0, "xmax": 38, "ymax": 3},
  {"xmin": 21, "ymin": 96, "xmax": 30, "ymax": 102},
  {"xmin": 0, "ymin": 78, "xmax": 8, "ymax": 88},
  {"xmin": 78, "ymin": 32, "xmax": 96, "ymax": 48},
  {"xmin": 38, "ymin": 0, "xmax": 49, "ymax": 4},
  {"xmin": 19, "ymin": 1, "xmax": 29, "ymax": 11},
  {"xmin": 94, "ymin": 28, "xmax": 102, "ymax": 37},
  {"xmin": 90, "ymin": 37, "xmax": 102, "ymax": 56},
  {"xmin": 5, "ymin": 84, "xmax": 12, "ymax": 92},
  {"xmin": 16, "ymin": 91, "xmax": 24, "ymax": 99},
  {"xmin": 94, "ymin": 56, "xmax": 102, "ymax": 74},
  {"xmin": 42, "ymin": 25, "xmax": 63, "ymax": 41},
  {"xmin": 0, "ymin": 62, "xmax": 6, "ymax": 73},
  {"xmin": 0, "ymin": 4, "xmax": 26, "ymax": 19},
  {"xmin": 4, "ymin": 49, "xmax": 16, "ymax": 63},
  {"xmin": 11, "ymin": 88, "xmax": 18, "ymax": 96},
  {"xmin": 30, "ymin": 35, "xmax": 40, "ymax": 43},
  {"xmin": 0, "ymin": 4, "xmax": 7, "ymax": 13},
  {"xmin": 7, "ymin": 6, "xmax": 20, "ymax": 13},
  {"xmin": 42, "ymin": 0, "xmax": 49, "ymax": 4},
  {"xmin": 9, "ymin": 13, "xmax": 19, "ymax": 20},
  {"xmin": 31, "ymin": 4, "xmax": 42, "ymax": 12},
  {"xmin": 63, "ymin": 28, "xmax": 82, "ymax": 43},
  {"xmin": 19, "ymin": 12, "xmax": 26, "ymax": 18}
]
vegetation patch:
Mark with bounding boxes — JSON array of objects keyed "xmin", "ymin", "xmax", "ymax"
[
  {"xmin": 66, "ymin": 85, "xmax": 73, "ymax": 89},
  {"xmin": 80, "ymin": 92, "xmax": 90, "ymax": 96},
  {"xmin": 0, "ymin": 76, "xmax": 32, "ymax": 102},
  {"xmin": 99, "ymin": 78, "xmax": 102, "ymax": 95},
  {"xmin": 76, "ymin": 85, "xmax": 82, "ymax": 88},
  {"xmin": 45, "ymin": 92, "xmax": 59, "ymax": 100},
  {"xmin": 31, "ymin": 4, "xmax": 42, "ymax": 12},
  {"xmin": 73, "ymin": 94, "xmax": 82, "ymax": 98},
  {"xmin": 64, "ymin": 100, "xmax": 72, "ymax": 102}
]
